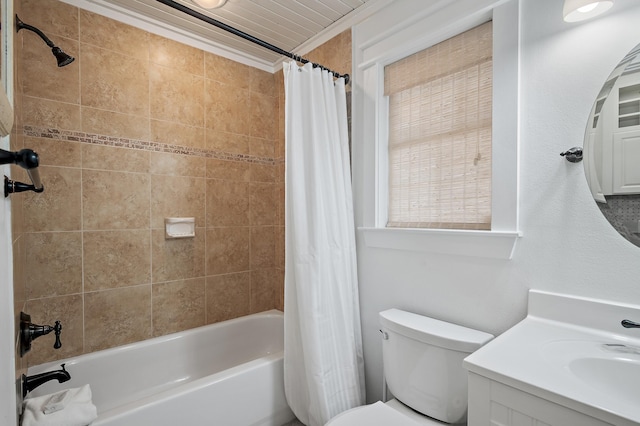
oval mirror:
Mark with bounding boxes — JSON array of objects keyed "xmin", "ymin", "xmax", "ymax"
[{"xmin": 583, "ymin": 42, "xmax": 640, "ymax": 247}]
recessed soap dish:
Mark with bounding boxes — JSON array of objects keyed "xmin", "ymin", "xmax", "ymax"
[{"xmin": 165, "ymin": 217, "xmax": 195, "ymax": 239}]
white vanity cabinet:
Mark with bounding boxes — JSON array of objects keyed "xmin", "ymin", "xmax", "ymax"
[
  {"xmin": 463, "ymin": 290, "xmax": 640, "ymax": 426},
  {"xmin": 467, "ymin": 373, "xmax": 613, "ymax": 426}
]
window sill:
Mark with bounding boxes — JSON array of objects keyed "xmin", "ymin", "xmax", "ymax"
[{"xmin": 359, "ymin": 227, "xmax": 521, "ymax": 260}]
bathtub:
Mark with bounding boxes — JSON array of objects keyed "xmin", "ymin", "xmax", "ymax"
[{"xmin": 26, "ymin": 310, "xmax": 294, "ymax": 426}]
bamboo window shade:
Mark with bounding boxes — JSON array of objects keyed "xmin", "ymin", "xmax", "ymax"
[{"xmin": 385, "ymin": 21, "xmax": 493, "ymax": 230}]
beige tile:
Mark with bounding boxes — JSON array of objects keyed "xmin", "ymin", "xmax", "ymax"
[
  {"xmin": 83, "ymin": 230, "xmax": 151, "ymax": 291},
  {"xmin": 205, "ymin": 53, "xmax": 251, "ymax": 89},
  {"xmin": 23, "ymin": 166, "xmax": 82, "ymax": 232},
  {"xmin": 276, "ymin": 162, "xmax": 285, "ymax": 183},
  {"xmin": 149, "ymin": 34, "xmax": 204, "ymax": 76},
  {"xmin": 79, "ymin": 10, "xmax": 149, "ymax": 60},
  {"xmin": 12, "ymin": 236, "xmax": 26, "ymax": 310},
  {"xmin": 204, "ymin": 80, "xmax": 250, "ymax": 135},
  {"xmin": 80, "ymin": 43, "xmax": 149, "ymax": 116},
  {"xmin": 206, "ymin": 179, "xmax": 249, "ymax": 227},
  {"xmin": 276, "ymin": 132, "xmax": 285, "ymax": 160},
  {"xmin": 277, "ymin": 182, "xmax": 285, "ymax": 226},
  {"xmin": 249, "ymin": 137, "xmax": 275, "ymax": 158},
  {"xmin": 206, "ymin": 131, "xmax": 250, "ymax": 155},
  {"xmin": 150, "ymin": 120, "xmax": 205, "ymax": 149},
  {"xmin": 250, "ymin": 268, "xmax": 277, "ymax": 313},
  {"xmin": 250, "ymin": 226, "xmax": 275, "ymax": 269},
  {"xmin": 307, "ymin": 30, "xmax": 352, "ymax": 77},
  {"xmin": 21, "ymin": 35, "xmax": 79, "ymax": 103},
  {"xmin": 250, "ymin": 68, "xmax": 276, "ymax": 97},
  {"xmin": 82, "ymin": 169, "xmax": 150, "ymax": 230},
  {"xmin": 250, "ymin": 163, "xmax": 275, "ymax": 182},
  {"xmin": 26, "ymin": 136, "xmax": 81, "ymax": 168},
  {"xmin": 205, "ymin": 272, "xmax": 250, "ymax": 324},
  {"xmin": 152, "ymin": 278, "xmax": 205, "ymax": 336},
  {"xmin": 150, "ymin": 65, "xmax": 205, "ymax": 127},
  {"xmin": 151, "ymin": 175, "xmax": 205, "ymax": 229},
  {"xmin": 21, "ymin": 0, "xmax": 80, "ymax": 40},
  {"xmin": 206, "ymin": 227, "xmax": 250, "ymax": 275},
  {"xmin": 11, "ymin": 178, "xmax": 25, "ymax": 242},
  {"xmin": 149, "ymin": 152, "xmax": 205, "ymax": 177},
  {"xmin": 152, "ymin": 228, "xmax": 205, "ymax": 283},
  {"xmin": 275, "ymin": 226, "xmax": 285, "ymax": 269},
  {"xmin": 82, "ymin": 144, "xmax": 150, "ymax": 173},
  {"xmin": 249, "ymin": 92, "xmax": 277, "ymax": 140},
  {"xmin": 25, "ymin": 295, "xmax": 83, "ymax": 365},
  {"xmin": 206, "ymin": 158, "xmax": 250, "ymax": 181},
  {"xmin": 26, "ymin": 232, "xmax": 82, "ymax": 298},
  {"xmin": 250, "ymin": 182, "xmax": 277, "ymax": 226},
  {"xmin": 81, "ymin": 107, "xmax": 150, "ymax": 140},
  {"xmin": 22, "ymin": 96, "xmax": 81, "ymax": 130},
  {"xmin": 275, "ymin": 268, "xmax": 284, "ymax": 311},
  {"xmin": 84, "ymin": 286, "xmax": 152, "ymax": 352}
]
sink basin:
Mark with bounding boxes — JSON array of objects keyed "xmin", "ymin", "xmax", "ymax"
[
  {"xmin": 569, "ymin": 357, "xmax": 640, "ymax": 406},
  {"xmin": 541, "ymin": 340, "xmax": 640, "ymax": 407}
]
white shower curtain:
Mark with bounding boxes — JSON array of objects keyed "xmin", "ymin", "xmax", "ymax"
[{"xmin": 283, "ymin": 61, "xmax": 365, "ymax": 426}]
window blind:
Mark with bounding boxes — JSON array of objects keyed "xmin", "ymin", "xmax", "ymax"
[{"xmin": 385, "ymin": 21, "xmax": 493, "ymax": 230}]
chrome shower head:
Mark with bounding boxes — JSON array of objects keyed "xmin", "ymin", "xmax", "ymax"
[{"xmin": 16, "ymin": 15, "xmax": 75, "ymax": 67}]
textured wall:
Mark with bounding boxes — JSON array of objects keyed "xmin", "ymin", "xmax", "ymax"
[{"xmin": 13, "ymin": 0, "xmax": 282, "ymax": 366}]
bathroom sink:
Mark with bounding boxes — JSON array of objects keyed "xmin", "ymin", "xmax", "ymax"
[
  {"xmin": 540, "ymin": 339, "xmax": 640, "ymax": 407},
  {"xmin": 464, "ymin": 291, "xmax": 640, "ymax": 426},
  {"xmin": 569, "ymin": 356, "xmax": 640, "ymax": 406}
]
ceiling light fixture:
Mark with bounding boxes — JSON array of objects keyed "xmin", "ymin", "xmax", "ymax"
[
  {"xmin": 563, "ymin": 0, "xmax": 614, "ymax": 22},
  {"xmin": 191, "ymin": 0, "xmax": 227, "ymax": 9}
]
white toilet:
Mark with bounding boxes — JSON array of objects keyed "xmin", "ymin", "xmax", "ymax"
[{"xmin": 326, "ymin": 308, "xmax": 494, "ymax": 426}]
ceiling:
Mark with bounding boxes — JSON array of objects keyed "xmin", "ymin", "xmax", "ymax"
[{"xmin": 64, "ymin": 0, "xmax": 388, "ymax": 71}]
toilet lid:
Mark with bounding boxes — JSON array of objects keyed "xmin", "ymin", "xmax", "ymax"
[{"xmin": 326, "ymin": 401, "xmax": 422, "ymax": 426}]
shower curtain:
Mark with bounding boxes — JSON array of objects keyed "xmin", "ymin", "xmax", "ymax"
[{"xmin": 283, "ymin": 61, "xmax": 365, "ymax": 426}]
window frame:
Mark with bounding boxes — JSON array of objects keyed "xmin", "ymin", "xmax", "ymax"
[{"xmin": 353, "ymin": 0, "xmax": 520, "ymax": 259}]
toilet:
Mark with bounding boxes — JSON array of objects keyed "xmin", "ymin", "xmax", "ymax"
[{"xmin": 326, "ymin": 309, "xmax": 494, "ymax": 425}]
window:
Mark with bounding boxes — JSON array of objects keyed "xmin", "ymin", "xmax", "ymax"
[
  {"xmin": 353, "ymin": 0, "xmax": 519, "ymax": 259},
  {"xmin": 385, "ymin": 22, "xmax": 493, "ymax": 230}
]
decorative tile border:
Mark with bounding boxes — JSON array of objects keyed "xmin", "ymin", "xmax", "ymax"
[{"xmin": 22, "ymin": 125, "xmax": 276, "ymax": 165}]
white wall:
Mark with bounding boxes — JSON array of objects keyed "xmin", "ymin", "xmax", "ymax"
[{"xmin": 353, "ymin": 0, "xmax": 640, "ymax": 403}]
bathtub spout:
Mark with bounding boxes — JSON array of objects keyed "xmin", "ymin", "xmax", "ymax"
[{"xmin": 22, "ymin": 364, "xmax": 71, "ymax": 397}]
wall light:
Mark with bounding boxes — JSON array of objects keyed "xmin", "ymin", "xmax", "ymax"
[
  {"xmin": 563, "ymin": 0, "xmax": 614, "ymax": 22},
  {"xmin": 192, "ymin": 0, "xmax": 227, "ymax": 9}
]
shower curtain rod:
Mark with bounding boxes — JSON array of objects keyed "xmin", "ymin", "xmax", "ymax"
[{"xmin": 155, "ymin": 0, "xmax": 350, "ymax": 84}]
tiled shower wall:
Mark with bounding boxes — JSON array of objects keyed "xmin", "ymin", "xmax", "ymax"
[
  {"xmin": 13, "ymin": 0, "xmax": 282, "ymax": 367},
  {"xmin": 11, "ymin": 0, "xmax": 352, "ymax": 369}
]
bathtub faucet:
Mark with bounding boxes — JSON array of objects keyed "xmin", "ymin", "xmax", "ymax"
[{"xmin": 22, "ymin": 364, "xmax": 71, "ymax": 397}]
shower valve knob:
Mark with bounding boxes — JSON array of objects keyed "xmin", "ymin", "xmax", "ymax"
[
  {"xmin": 19, "ymin": 312, "xmax": 63, "ymax": 357},
  {"xmin": 53, "ymin": 321, "xmax": 62, "ymax": 349}
]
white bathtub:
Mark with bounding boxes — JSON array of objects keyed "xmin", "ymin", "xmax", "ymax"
[{"xmin": 27, "ymin": 310, "xmax": 294, "ymax": 426}]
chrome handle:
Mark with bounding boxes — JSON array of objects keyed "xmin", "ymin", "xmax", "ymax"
[
  {"xmin": 621, "ymin": 319, "xmax": 640, "ymax": 328},
  {"xmin": 379, "ymin": 329, "xmax": 389, "ymax": 340}
]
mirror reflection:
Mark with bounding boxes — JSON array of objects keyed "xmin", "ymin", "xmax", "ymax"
[{"xmin": 584, "ymin": 42, "xmax": 640, "ymax": 247}]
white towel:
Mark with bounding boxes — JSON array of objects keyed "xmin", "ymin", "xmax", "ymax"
[{"xmin": 21, "ymin": 384, "xmax": 98, "ymax": 426}]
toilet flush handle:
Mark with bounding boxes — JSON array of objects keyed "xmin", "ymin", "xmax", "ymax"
[{"xmin": 379, "ymin": 329, "xmax": 389, "ymax": 340}]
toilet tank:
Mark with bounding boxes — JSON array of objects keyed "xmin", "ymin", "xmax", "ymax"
[{"xmin": 379, "ymin": 309, "xmax": 494, "ymax": 424}]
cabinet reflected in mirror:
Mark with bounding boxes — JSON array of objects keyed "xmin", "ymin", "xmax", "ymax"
[{"xmin": 584, "ymin": 42, "xmax": 640, "ymax": 247}]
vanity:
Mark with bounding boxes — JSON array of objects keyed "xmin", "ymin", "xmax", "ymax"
[{"xmin": 464, "ymin": 290, "xmax": 640, "ymax": 426}]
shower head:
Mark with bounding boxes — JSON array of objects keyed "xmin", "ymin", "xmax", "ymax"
[
  {"xmin": 51, "ymin": 46, "xmax": 75, "ymax": 67},
  {"xmin": 16, "ymin": 15, "xmax": 75, "ymax": 67}
]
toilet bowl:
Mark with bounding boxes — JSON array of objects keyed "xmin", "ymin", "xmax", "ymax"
[{"xmin": 326, "ymin": 309, "xmax": 493, "ymax": 425}]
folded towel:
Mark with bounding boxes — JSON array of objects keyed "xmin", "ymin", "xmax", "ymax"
[{"xmin": 21, "ymin": 384, "xmax": 98, "ymax": 426}]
